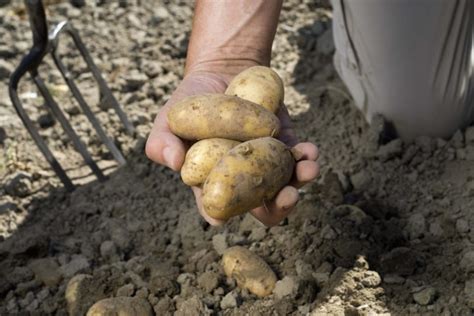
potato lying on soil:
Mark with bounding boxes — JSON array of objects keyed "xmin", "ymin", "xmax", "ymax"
[
  {"xmin": 225, "ymin": 66, "xmax": 284, "ymax": 113},
  {"xmin": 222, "ymin": 246, "xmax": 277, "ymax": 297},
  {"xmin": 203, "ymin": 137, "xmax": 295, "ymax": 220},
  {"xmin": 181, "ymin": 138, "xmax": 240, "ymax": 186},
  {"xmin": 87, "ymin": 297, "xmax": 152, "ymax": 316},
  {"xmin": 167, "ymin": 94, "xmax": 280, "ymax": 141}
]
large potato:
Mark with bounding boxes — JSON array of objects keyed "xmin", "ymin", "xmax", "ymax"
[
  {"xmin": 222, "ymin": 246, "xmax": 277, "ymax": 297},
  {"xmin": 225, "ymin": 66, "xmax": 284, "ymax": 113},
  {"xmin": 167, "ymin": 94, "xmax": 280, "ymax": 141},
  {"xmin": 181, "ymin": 138, "xmax": 240, "ymax": 186},
  {"xmin": 203, "ymin": 137, "xmax": 295, "ymax": 220}
]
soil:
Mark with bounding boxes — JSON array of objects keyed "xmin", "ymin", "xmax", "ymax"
[{"xmin": 1, "ymin": 1, "xmax": 473, "ymax": 315}]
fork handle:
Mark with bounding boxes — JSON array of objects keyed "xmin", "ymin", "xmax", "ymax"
[{"xmin": 25, "ymin": 0, "xmax": 48, "ymax": 65}]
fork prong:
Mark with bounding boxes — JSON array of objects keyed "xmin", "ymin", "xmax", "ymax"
[
  {"xmin": 33, "ymin": 74, "xmax": 107, "ymax": 182},
  {"xmin": 65, "ymin": 25, "xmax": 135, "ymax": 135},
  {"xmin": 9, "ymin": 85, "xmax": 75, "ymax": 191},
  {"xmin": 50, "ymin": 49, "xmax": 127, "ymax": 165}
]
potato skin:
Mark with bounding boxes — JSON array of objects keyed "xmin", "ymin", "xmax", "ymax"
[
  {"xmin": 181, "ymin": 138, "xmax": 240, "ymax": 186},
  {"xmin": 167, "ymin": 94, "xmax": 280, "ymax": 141},
  {"xmin": 222, "ymin": 246, "xmax": 277, "ymax": 297},
  {"xmin": 203, "ymin": 137, "xmax": 295, "ymax": 220},
  {"xmin": 225, "ymin": 66, "xmax": 284, "ymax": 113}
]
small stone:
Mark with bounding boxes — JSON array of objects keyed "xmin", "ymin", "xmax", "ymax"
[
  {"xmin": 361, "ymin": 271, "xmax": 381, "ymax": 287},
  {"xmin": 125, "ymin": 71, "xmax": 148, "ymax": 90},
  {"xmin": 312, "ymin": 272, "xmax": 329, "ymax": 286},
  {"xmin": 60, "ymin": 255, "xmax": 90, "ymax": 277},
  {"xmin": 406, "ymin": 213, "xmax": 426, "ymax": 240},
  {"xmin": 4, "ymin": 172, "xmax": 32, "ymax": 197},
  {"xmin": 220, "ymin": 291, "xmax": 238, "ymax": 309},
  {"xmin": 464, "ymin": 278, "xmax": 474, "ymax": 308},
  {"xmin": 456, "ymin": 219, "xmax": 470, "ymax": 233},
  {"xmin": 320, "ymin": 225, "xmax": 337, "ymax": 240},
  {"xmin": 197, "ymin": 271, "xmax": 219, "ymax": 293},
  {"xmin": 350, "ymin": 170, "xmax": 371, "ymax": 191},
  {"xmin": 212, "ymin": 234, "xmax": 228, "ymax": 255},
  {"xmin": 87, "ymin": 297, "xmax": 153, "ymax": 316},
  {"xmin": 36, "ymin": 288, "xmax": 50, "ymax": 300},
  {"xmin": 153, "ymin": 296, "xmax": 174, "ymax": 315},
  {"xmin": 116, "ymin": 283, "xmax": 134, "ymax": 297},
  {"xmin": 415, "ymin": 136, "xmax": 435, "ymax": 153},
  {"xmin": 413, "ymin": 287, "xmax": 437, "ymax": 306},
  {"xmin": 38, "ymin": 113, "xmax": 55, "ymax": 128},
  {"xmin": 376, "ymin": 139, "xmax": 403, "ymax": 161},
  {"xmin": 175, "ymin": 295, "xmax": 209, "ymax": 316},
  {"xmin": 451, "ymin": 130, "xmax": 464, "ymax": 148},
  {"xmin": 273, "ymin": 276, "xmax": 297, "ymax": 299},
  {"xmin": 28, "ymin": 258, "xmax": 62, "ymax": 286},
  {"xmin": 460, "ymin": 250, "xmax": 474, "ymax": 272}
]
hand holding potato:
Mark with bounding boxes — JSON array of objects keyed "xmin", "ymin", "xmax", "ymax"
[{"xmin": 146, "ymin": 68, "xmax": 319, "ymax": 226}]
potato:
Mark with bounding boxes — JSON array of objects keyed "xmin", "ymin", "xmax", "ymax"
[
  {"xmin": 181, "ymin": 138, "xmax": 240, "ymax": 186},
  {"xmin": 225, "ymin": 66, "xmax": 284, "ymax": 113},
  {"xmin": 203, "ymin": 137, "xmax": 295, "ymax": 220},
  {"xmin": 222, "ymin": 246, "xmax": 277, "ymax": 297},
  {"xmin": 87, "ymin": 297, "xmax": 152, "ymax": 316},
  {"xmin": 167, "ymin": 94, "xmax": 280, "ymax": 141}
]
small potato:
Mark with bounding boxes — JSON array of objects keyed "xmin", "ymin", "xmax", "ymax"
[
  {"xmin": 87, "ymin": 297, "xmax": 153, "ymax": 316},
  {"xmin": 222, "ymin": 246, "xmax": 277, "ymax": 297},
  {"xmin": 181, "ymin": 138, "xmax": 240, "ymax": 186},
  {"xmin": 203, "ymin": 137, "xmax": 295, "ymax": 220},
  {"xmin": 225, "ymin": 66, "xmax": 284, "ymax": 113},
  {"xmin": 167, "ymin": 94, "xmax": 280, "ymax": 141}
]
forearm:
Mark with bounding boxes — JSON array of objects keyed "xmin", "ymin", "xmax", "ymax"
[{"xmin": 185, "ymin": 0, "xmax": 283, "ymax": 77}]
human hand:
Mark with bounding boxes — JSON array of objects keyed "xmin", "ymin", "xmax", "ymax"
[{"xmin": 146, "ymin": 70, "xmax": 319, "ymax": 226}]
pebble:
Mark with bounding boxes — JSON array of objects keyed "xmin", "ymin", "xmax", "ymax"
[
  {"xmin": 4, "ymin": 172, "xmax": 32, "ymax": 197},
  {"xmin": 413, "ymin": 287, "xmax": 437, "ymax": 306},
  {"xmin": 460, "ymin": 250, "xmax": 474, "ymax": 272},
  {"xmin": 197, "ymin": 271, "xmax": 219, "ymax": 293},
  {"xmin": 361, "ymin": 271, "xmax": 381, "ymax": 287},
  {"xmin": 212, "ymin": 234, "xmax": 228, "ymax": 255},
  {"xmin": 273, "ymin": 276, "xmax": 297, "ymax": 299},
  {"xmin": 249, "ymin": 227, "xmax": 266, "ymax": 242},
  {"xmin": 220, "ymin": 291, "xmax": 238, "ymax": 309},
  {"xmin": 100, "ymin": 240, "xmax": 119, "ymax": 260},
  {"xmin": 175, "ymin": 296, "xmax": 210, "ymax": 316},
  {"xmin": 28, "ymin": 258, "xmax": 62, "ymax": 286}
]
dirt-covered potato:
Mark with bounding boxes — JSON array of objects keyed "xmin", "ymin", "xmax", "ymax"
[
  {"xmin": 181, "ymin": 138, "xmax": 240, "ymax": 186},
  {"xmin": 203, "ymin": 137, "xmax": 295, "ymax": 220},
  {"xmin": 167, "ymin": 94, "xmax": 280, "ymax": 141},
  {"xmin": 87, "ymin": 297, "xmax": 153, "ymax": 316},
  {"xmin": 225, "ymin": 66, "xmax": 284, "ymax": 113},
  {"xmin": 222, "ymin": 246, "xmax": 277, "ymax": 297}
]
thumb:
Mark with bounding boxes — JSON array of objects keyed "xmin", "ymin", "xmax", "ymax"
[{"xmin": 145, "ymin": 107, "xmax": 187, "ymax": 171}]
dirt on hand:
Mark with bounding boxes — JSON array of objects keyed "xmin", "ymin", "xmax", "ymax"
[{"xmin": 0, "ymin": 0, "xmax": 473, "ymax": 315}]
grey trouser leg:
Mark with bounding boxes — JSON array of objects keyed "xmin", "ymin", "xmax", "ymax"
[{"xmin": 332, "ymin": 0, "xmax": 474, "ymax": 140}]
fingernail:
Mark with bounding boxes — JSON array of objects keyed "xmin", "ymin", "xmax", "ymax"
[{"xmin": 163, "ymin": 146, "xmax": 176, "ymax": 170}]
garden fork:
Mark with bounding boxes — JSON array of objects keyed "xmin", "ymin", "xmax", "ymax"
[{"xmin": 8, "ymin": 0, "xmax": 134, "ymax": 191}]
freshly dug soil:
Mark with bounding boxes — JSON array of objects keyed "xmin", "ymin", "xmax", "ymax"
[{"xmin": 0, "ymin": 1, "xmax": 473, "ymax": 315}]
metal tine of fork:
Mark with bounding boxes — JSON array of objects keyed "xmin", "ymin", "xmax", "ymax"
[
  {"xmin": 33, "ymin": 74, "xmax": 107, "ymax": 182},
  {"xmin": 49, "ymin": 22, "xmax": 126, "ymax": 166},
  {"xmin": 61, "ymin": 23, "xmax": 135, "ymax": 135}
]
